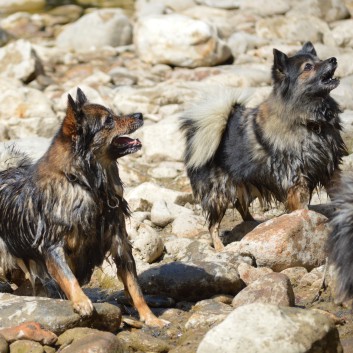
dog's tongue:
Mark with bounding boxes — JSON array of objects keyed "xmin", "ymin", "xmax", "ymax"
[{"xmin": 114, "ymin": 136, "xmax": 141, "ymax": 146}]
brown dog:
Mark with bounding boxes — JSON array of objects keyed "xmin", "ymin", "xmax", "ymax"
[{"xmin": 0, "ymin": 88, "xmax": 167, "ymax": 327}]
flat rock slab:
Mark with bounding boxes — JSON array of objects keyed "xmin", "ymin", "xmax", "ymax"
[
  {"xmin": 138, "ymin": 257, "xmax": 244, "ymax": 301},
  {"xmin": 0, "ymin": 294, "xmax": 121, "ymax": 335},
  {"xmin": 197, "ymin": 303, "xmax": 343, "ymax": 353}
]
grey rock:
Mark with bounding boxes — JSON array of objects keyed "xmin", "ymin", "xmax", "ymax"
[
  {"xmin": 0, "ymin": 294, "xmax": 121, "ymax": 335},
  {"xmin": 197, "ymin": 303, "xmax": 343, "ymax": 353},
  {"xmin": 232, "ymin": 273, "xmax": 295, "ymax": 308},
  {"xmin": 185, "ymin": 299, "xmax": 233, "ymax": 330}
]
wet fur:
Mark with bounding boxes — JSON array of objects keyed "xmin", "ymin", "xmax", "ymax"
[
  {"xmin": 328, "ymin": 175, "xmax": 353, "ymax": 302},
  {"xmin": 180, "ymin": 42, "xmax": 347, "ymax": 250},
  {"xmin": 0, "ymin": 88, "xmax": 165, "ymax": 327}
]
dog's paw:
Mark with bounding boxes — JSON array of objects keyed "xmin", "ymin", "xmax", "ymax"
[
  {"xmin": 144, "ymin": 315, "xmax": 170, "ymax": 328},
  {"xmin": 72, "ymin": 297, "xmax": 94, "ymax": 317}
]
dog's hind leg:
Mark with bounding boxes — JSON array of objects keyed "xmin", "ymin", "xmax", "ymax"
[
  {"xmin": 113, "ymin": 214, "xmax": 169, "ymax": 328},
  {"xmin": 45, "ymin": 247, "xmax": 93, "ymax": 317}
]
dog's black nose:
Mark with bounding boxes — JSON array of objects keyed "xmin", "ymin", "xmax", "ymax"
[
  {"xmin": 329, "ymin": 57, "xmax": 337, "ymax": 64},
  {"xmin": 133, "ymin": 113, "xmax": 143, "ymax": 120}
]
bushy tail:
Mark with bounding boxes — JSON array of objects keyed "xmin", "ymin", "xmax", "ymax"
[
  {"xmin": 180, "ymin": 86, "xmax": 252, "ymax": 170},
  {"xmin": 328, "ymin": 174, "xmax": 353, "ymax": 302},
  {"xmin": 0, "ymin": 144, "xmax": 31, "ymax": 172}
]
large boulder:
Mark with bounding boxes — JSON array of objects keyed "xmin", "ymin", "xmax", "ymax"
[
  {"xmin": 197, "ymin": 303, "xmax": 343, "ymax": 353},
  {"xmin": 225, "ymin": 210, "xmax": 329, "ymax": 271},
  {"xmin": 134, "ymin": 14, "xmax": 231, "ymax": 68},
  {"xmin": 56, "ymin": 9, "xmax": 132, "ymax": 52}
]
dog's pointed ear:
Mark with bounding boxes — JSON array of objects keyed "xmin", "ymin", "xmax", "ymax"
[
  {"xmin": 301, "ymin": 41, "xmax": 317, "ymax": 56},
  {"xmin": 62, "ymin": 94, "xmax": 79, "ymax": 138},
  {"xmin": 273, "ymin": 49, "xmax": 288, "ymax": 74},
  {"xmin": 76, "ymin": 87, "xmax": 87, "ymax": 109}
]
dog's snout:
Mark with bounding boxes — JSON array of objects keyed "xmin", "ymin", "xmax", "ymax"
[
  {"xmin": 133, "ymin": 113, "xmax": 143, "ymax": 121},
  {"xmin": 329, "ymin": 57, "xmax": 337, "ymax": 64}
]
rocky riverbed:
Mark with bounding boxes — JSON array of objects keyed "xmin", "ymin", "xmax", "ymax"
[{"xmin": 1, "ymin": 0, "xmax": 353, "ymax": 352}]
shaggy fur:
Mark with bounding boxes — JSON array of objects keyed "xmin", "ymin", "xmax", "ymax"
[
  {"xmin": 180, "ymin": 42, "xmax": 347, "ymax": 251},
  {"xmin": 328, "ymin": 175, "xmax": 353, "ymax": 302},
  {"xmin": 0, "ymin": 88, "xmax": 166, "ymax": 327}
]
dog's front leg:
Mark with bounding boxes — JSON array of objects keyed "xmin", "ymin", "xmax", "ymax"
[
  {"xmin": 113, "ymin": 215, "xmax": 168, "ymax": 328},
  {"xmin": 286, "ymin": 180, "xmax": 310, "ymax": 211},
  {"xmin": 45, "ymin": 247, "xmax": 93, "ymax": 317}
]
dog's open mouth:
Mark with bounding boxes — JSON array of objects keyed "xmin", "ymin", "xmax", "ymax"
[
  {"xmin": 110, "ymin": 136, "xmax": 142, "ymax": 158},
  {"xmin": 321, "ymin": 67, "xmax": 339, "ymax": 87}
]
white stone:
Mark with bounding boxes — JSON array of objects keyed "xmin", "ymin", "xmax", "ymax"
[
  {"xmin": 136, "ymin": 0, "xmax": 195, "ymax": 17},
  {"xmin": 151, "ymin": 200, "xmax": 174, "ymax": 227},
  {"xmin": 132, "ymin": 224, "xmax": 164, "ymax": 263},
  {"xmin": 148, "ymin": 161, "xmax": 184, "ymax": 179},
  {"xmin": 56, "ymin": 9, "xmax": 132, "ymax": 52},
  {"xmin": 134, "ymin": 14, "xmax": 231, "ymax": 68},
  {"xmin": 0, "ymin": 79, "xmax": 58, "ymax": 140},
  {"xmin": 0, "ymin": 39, "xmax": 41, "ymax": 82},
  {"xmin": 240, "ymin": 0, "xmax": 290, "ymax": 16},
  {"xmin": 172, "ymin": 214, "xmax": 207, "ymax": 238},
  {"xmin": 126, "ymin": 182, "xmax": 192, "ymax": 209},
  {"xmin": 332, "ymin": 19, "xmax": 353, "ymax": 48},
  {"xmin": 255, "ymin": 16, "xmax": 335, "ymax": 46},
  {"xmin": 195, "ymin": 0, "xmax": 241, "ymax": 9},
  {"xmin": 227, "ymin": 32, "xmax": 268, "ymax": 57},
  {"xmin": 197, "ymin": 303, "xmax": 342, "ymax": 353}
]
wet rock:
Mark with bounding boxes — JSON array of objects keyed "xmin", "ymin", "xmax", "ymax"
[
  {"xmin": 126, "ymin": 182, "xmax": 192, "ymax": 209},
  {"xmin": 56, "ymin": 9, "xmax": 132, "ymax": 52},
  {"xmin": 0, "ymin": 0, "xmax": 45, "ymax": 14},
  {"xmin": 9, "ymin": 340, "xmax": 43, "ymax": 353},
  {"xmin": 134, "ymin": 14, "xmax": 231, "ymax": 68},
  {"xmin": 117, "ymin": 330, "xmax": 170, "ymax": 353},
  {"xmin": 255, "ymin": 16, "xmax": 334, "ymax": 45},
  {"xmin": 138, "ymin": 253, "xmax": 244, "ymax": 301},
  {"xmin": 197, "ymin": 303, "xmax": 343, "ymax": 353},
  {"xmin": 0, "ymin": 81, "xmax": 58, "ymax": 140},
  {"xmin": 281, "ymin": 267, "xmax": 308, "ymax": 286},
  {"xmin": 0, "ymin": 39, "xmax": 43, "ymax": 82},
  {"xmin": 225, "ymin": 210, "xmax": 329, "ymax": 271},
  {"xmin": 132, "ymin": 223, "xmax": 164, "ymax": 263},
  {"xmin": 237, "ymin": 263, "xmax": 273, "ymax": 285},
  {"xmin": 185, "ymin": 299, "xmax": 233, "ymax": 330},
  {"xmin": 58, "ymin": 329, "xmax": 123, "ymax": 353},
  {"xmin": 0, "ymin": 294, "xmax": 121, "ymax": 335},
  {"xmin": 232, "ymin": 273, "xmax": 295, "ymax": 308},
  {"xmin": 0, "ymin": 335, "xmax": 8, "ymax": 353}
]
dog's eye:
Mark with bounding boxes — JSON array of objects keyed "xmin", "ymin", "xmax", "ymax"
[
  {"xmin": 304, "ymin": 63, "xmax": 313, "ymax": 71},
  {"xmin": 105, "ymin": 115, "xmax": 114, "ymax": 127}
]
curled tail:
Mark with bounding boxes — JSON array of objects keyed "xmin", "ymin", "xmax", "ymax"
[
  {"xmin": 180, "ymin": 87, "xmax": 251, "ymax": 170},
  {"xmin": 0, "ymin": 144, "xmax": 31, "ymax": 172},
  {"xmin": 328, "ymin": 174, "xmax": 353, "ymax": 302}
]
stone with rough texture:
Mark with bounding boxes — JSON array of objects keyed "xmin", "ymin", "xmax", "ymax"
[
  {"xmin": 172, "ymin": 214, "xmax": 208, "ymax": 238},
  {"xmin": 132, "ymin": 224, "xmax": 164, "ymax": 263},
  {"xmin": 332, "ymin": 20, "xmax": 353, "ymax": 48},
  {"xmin": 232, "ymin": 273, "xmax": 295, "ymax": 308},
  {"xmin": 237, "ymin": 263, "xmax": 273, "ymax": 285},
  {"xmin": 151, "ymin": 200, "xmax": 174, "ymax": 227},
  {"xmin": 9, "ymin": 340, "xmax": 43, "ymax": 353},
  {"xmin": 0, "ymin": 80, "xmax": 58, "ymax": 140},
  {"xmin": 0, "ymin": 294, "xmax": 121, "ymax": 335},
  {"xmin": 117, "ymin": 330, "xmax": 170, "ymax": 353},
  {"xmin": 134, "ymin": 14, "xmax": 231, "ymax": 68},
  {"xmin": 0, "ymin": 335, "xmax": 8, "ymax": 353},
  {"xmin": 185, "ymin": 299, "xmax": 233, "ymax": 330},
  {"xmin": 226, "ymin": 210, "xmax": 329, "ymax": 271},
  {"xmin": 256, "ymin": 16, "xmax": 334, "ymax": 45},
  {"xmin": 56, "ymin": 9, "xmax": 132, "ymax": 52},
  {"xmin": 58, "ymin": 329, "xmax": 123, "ymax": 353},
  {"xmin": 197, "ymin": 303, "xmax": 343, "ymax": 353},
  {"xmin": 0, "ymin": 39, "xmax": 42, "ymax": 82},
  {"xmin": 281, "ymin": 267, "xmax": 309, "ymax": 286},
  {"xmin": 126, "ymin": 182, "xmax": 192, "ymax": 209}
]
